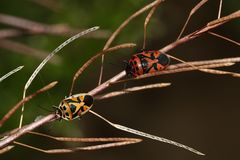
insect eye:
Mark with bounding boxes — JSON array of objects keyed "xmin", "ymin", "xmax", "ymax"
[{"xmin": 56, "ymin": 108, "xmax": 62, "ymax": 117}]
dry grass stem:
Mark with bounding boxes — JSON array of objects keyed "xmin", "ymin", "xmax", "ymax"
[
  {"xmin": 103, "ymin": 0, "xmax": 164, "ymax": 50},
  {"xmin": 143, "ymin": 1, "xmax": 161, "ymax": 49},
  {"xmin": 19, "ymin": 26, "xmax": 99, "ymax": 128},
  {"xmin": 69, "ymin": 43, "xmax": 136, "ymax": 95},
  {"xmin": 0, "ymin": 145, "xmax": 14, "ymax": 154},
  {"xmin": 0, "ymin": 66, "xmax": 24, "ymax": 82},
  {"xmin": 0, "ymin": 128, "xmax": 21, "ymax": 139},
  {"xmin": 23, "ymin": 26, "xmax": 99, "ymax": 96},
  {"xmin": 0, "ymin": 13, "xmax": 50, "ymax": 32},
  {"xmin": 0, "ymin": 14, "xmax": 108, "ymax": 38},
  {"xmin": 1, "ymin": 3, "xmax": 238, "ymax": 155},
  {"xmin": 91, "ymin": 57, "xmax": 240, "ymax": 95},
  {"xmin": 177, "ymin": 0, "xmax": 208, "ymax": 40},
  {"xmin": 10, "ymin": 131, "xmax": 141, "ymax": 153},
  {"xmin": 30, "ymin": 0, "xmax": 61, "ymax": 12},
  {"xmin": 113, "ymin": 61, "xmax": 237, "ymax": 84},
  {"xmin": 218, "ymin": 0, "xmax": 223, "ymax": 18},
  {"xmin": 208, "ymin": 31, "xmax": 240, "ymax": 46},
  {"xmin": 0, "ymin": 114, "xmax": 57, "ymax": 148},
  {"xmin": 89, "ymin": 71, "xmax": 126, "ymax": 96},
  {"xmin": 0, "ymin": 28, "xmax": 109, "ymax": 39},
  {"xmin": 0, "ymin": 29, "xmax": 24, "ymax": 39},
  {"xmin": 14, "ymin": 139, "xmax": 141, "ymax": 153},
  {"xmin": 95, "ymin": 83, "xmax": 171, "ymax": 100},
  {"xmin": 161, "ymin": 10, "xmax": 240, "ymax": 53},
  {"xmin": 137, "ymin": 62, "xmax": 235, "ymax": 79},
  {"xmin": 0, "ymin": 81, "xmax": 58, "ymax": 127},
  {"xmin": 0, "ymin": 39, "xmax": 61, "ymax": 64},
  {"xmin": 200, "ymin": 68, "xmax": 240, "ymax": 77},
  {"xmin": 89, "ymin": 110, "xmax": 204, "ymax": 155},
  {"xmin": 1, "ymin": 59, "xmax": 234, "ymax": 151},
  {"xmin": 169, "ymin": 57, "xmax": 240, "ymax": 68},
  {"xmin": 28, "ymin": 131, "xmax": 141, "ymax": 142},
  {"xmin": 206, "ymin": 10, "xmax": 240, "ymax": 28},
  {"xmin": 167, "ymin": 54, "xmax": 240, "ymax": 77},
  {"xmin": 2, "ymin": 35, "xmax": 238, "ymax": 151},
  {"xmin": 98, "ymin": 0, "xmax": 164, "ymax": 85}
]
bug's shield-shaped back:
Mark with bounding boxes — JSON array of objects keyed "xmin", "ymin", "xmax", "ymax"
[{"xmin": 57, "ymin": 94, "xmax": 94, "ymax": 121}]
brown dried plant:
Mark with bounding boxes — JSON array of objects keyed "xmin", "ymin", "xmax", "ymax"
[{"xmin": 0, "ymin": 0, "xmax": 239, "ymax": 156}]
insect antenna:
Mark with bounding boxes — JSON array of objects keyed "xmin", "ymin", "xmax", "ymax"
[
  {"xmin": 19, "ymin": 26, "xmax": 100, "ymax": 128},
  {"xmin": 89, "ymin": 110, "xmax": 205, "ymax": 156}
]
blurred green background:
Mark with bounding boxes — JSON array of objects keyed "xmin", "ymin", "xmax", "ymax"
[{"xmin": 0, "ymin": 0, "xmax": 239, "ymax": 159}]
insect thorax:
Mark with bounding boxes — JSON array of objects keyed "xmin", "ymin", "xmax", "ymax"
[{"xmin": 56, "ymin": 94, "xmax": 94, "ymax": 121}]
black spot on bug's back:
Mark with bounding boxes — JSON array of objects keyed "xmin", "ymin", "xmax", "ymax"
[
  {"xmin": 141, "ymin": 59, "xmax": 149, "ymax": 72},
  {"xmin": 72, "ymin": 112, "xmax": 79, "ymax": 118},
  {"xmin": 70, "ymin": 104, "xmax": 76, "ymax": 113},
  {"xmin": 83, "ymin": 95, "xmax": 94, "ymax": 107},
  {"xmin": 77, "ymin": 97, "xmax": 81, "ymax": 102},
  {"xmin": 65, "ymin": 112, "xmax": 69, "ymax": 117},
  {"xmin": 80, "ymin": 106, "xmax": 85, "ymax": 112},
  {"xmin": 65, "ymin": 98, "xmax": 78, "ymax": 103},
  {"xmin": 153, "ymin": 63, "xmax": 158, "ymax": 70},
  {"xmin": 158, "ymin": 54, "xmax": 170, "ymax": 66},
  {"xmin": 56, "ymin": 108, "xmax": 62, "ymax": 117}
]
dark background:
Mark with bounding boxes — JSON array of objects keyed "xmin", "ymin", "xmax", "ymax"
[{"xmin": 0, "ymin": 0, "xmax": 239, "ymax": 159}]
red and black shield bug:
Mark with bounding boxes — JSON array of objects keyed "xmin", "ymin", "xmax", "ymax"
[{"xmin": 125, "ymin": 50, "xmax": 170, "ymax": 77}]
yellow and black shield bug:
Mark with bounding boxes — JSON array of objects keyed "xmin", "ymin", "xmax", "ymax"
[{"xmin": 55, "ymin": 94, "xmax": 94, "ymax": 121}]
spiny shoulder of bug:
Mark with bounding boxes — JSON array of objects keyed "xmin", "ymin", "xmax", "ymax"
[
  {"xmin": 54, "ymin": 93, "xmax": 94, "ymax": 121},
  {"xmin": 124, "ymin": 48, "xmax": 171, "ymax": 78}
]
